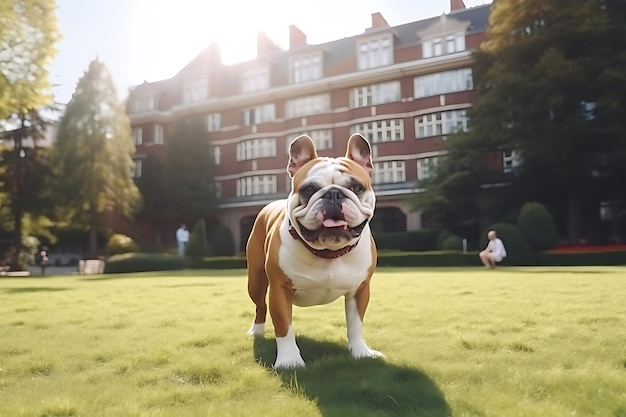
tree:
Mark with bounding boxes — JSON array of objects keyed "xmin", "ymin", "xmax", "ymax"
[
  {"xmin": 52, "ymin": 59, "xmax": 141, "ymax": 257},
  {"xmin": 185, "ymin": 219, "xmax": 210, "ymax": 259},
  {"xmin": 0, "ymin": 0, "xmax": 60, "ymax": 119},
  {"xmin": 416, "ymin": 0, "xmax": 626, "ymax": 243}
]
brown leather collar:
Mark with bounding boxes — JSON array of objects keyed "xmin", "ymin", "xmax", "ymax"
[{"xmin": 288, "ymin": 222, "xmax": 357, "ymax": 259}]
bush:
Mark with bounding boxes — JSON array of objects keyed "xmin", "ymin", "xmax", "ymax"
[
  {"xmin": 536, "ymin": 250, "xmax": 626, "ymax": 266},
  {"xmin": 104, "ymin": 253, "xmax": 184, "ymax": 273},
  {"xmin": 441, "ymin": 235, "xmax": 463, "ymax": 251},
  {"xmin": 517, "ymin": 202, "xmax": 559, "ymax": 252},
  {"xmin": 437, "ymin": 230, "xmax": 453, "ymax": 250},
  {"xmin": 105, "ymin": 234, "xmax": 139, "ymax": 258},
  {"xmin": 210, "ymin": 224, "xmax": 236, "ymax": 256},
  {"xmin": 186, "ymin": 220, "xmax": 211, "ymax": 258},
  {"xmin": 374, "ymin": 229, "xmax": 442, "ymax": 252},
  {"xmin": 482, "ymin": 223, "xmax": 534, "ymax": 265},
  {"xmin": 377, "ymin": 251, "xmax": 480, "ymax": 267}
]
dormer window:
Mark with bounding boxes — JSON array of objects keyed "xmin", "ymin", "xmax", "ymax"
[
  {"xmin": 358, "ymin": 35, "xmax": 393, "ymax": 70},
  {"xmin": 290, "ymin": 53, "xmax": 322, "ymax": 84},
  {"xmin": 182, "ymin": 79, "xmax": 208, "ymax": 103},
  {"xmin": 242, "ymin": 65, "xmax": 269, "ymax": 93},
  {"xmin": 423, "ymin": 32, "xmax": 465, "ymax": 58}
]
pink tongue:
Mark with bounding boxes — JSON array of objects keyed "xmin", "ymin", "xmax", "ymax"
[{"xmin": 323, "ymin": 219, "xmax": 348, "ymax": 228}]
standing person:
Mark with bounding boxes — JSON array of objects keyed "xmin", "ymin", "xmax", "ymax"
[
  {"xmin": 40, "ymin": 246, "xmax": 49, "ymax": 275},
  {"xmin": 479, "ymin": 230, "xmax": 507, "ymax": 269},
  {"xmin": 176, "ymin": 224, "xmax": 190, "ymax": 257}
]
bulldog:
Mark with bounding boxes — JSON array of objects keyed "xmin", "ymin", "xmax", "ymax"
[{"xmin": 246, "ymin": 133, "xmax": 382, "ymax": 369}]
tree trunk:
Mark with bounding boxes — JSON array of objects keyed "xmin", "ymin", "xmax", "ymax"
[
  {"xmin": 567, "ymin": 192, "xmax": 581, "ymax": 244},
  {"xmin": 9, "ymin": 116, "xmax": 26, "ymax": 270}
]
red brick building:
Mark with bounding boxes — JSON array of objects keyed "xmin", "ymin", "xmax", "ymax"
[{"xmin": 126, "ymin": 1, "xmax": 493, "ymax": 252}]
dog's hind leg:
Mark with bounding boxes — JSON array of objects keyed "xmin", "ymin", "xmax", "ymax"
[{"xmin": 247, "ymin": 261, "xmax": 268, "ymax": 336}]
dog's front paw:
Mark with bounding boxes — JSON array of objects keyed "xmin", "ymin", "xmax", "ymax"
[
  {"xmin": 274, "ymin": 353, "xmax": 306, "ymax": 369},
  {"xmin": 247, "ymin": 322, "xmax": 265, "ymax": 337},
  {"xmin": 349, "ymin": 340, "xmax": 384, "ymax": 359}
]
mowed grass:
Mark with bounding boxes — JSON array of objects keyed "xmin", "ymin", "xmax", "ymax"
[{"xmin": 0, "ymin": 267, "xmax": 625, "ymax": 417}]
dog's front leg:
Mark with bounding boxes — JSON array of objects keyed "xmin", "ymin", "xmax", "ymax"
[
  {"xmin": 345, "ymin": 282, "xmax": 383, "ymax": 359},
  {"xmin": 269, "ymin": 283, "xmax": 305, "ymax": 369}
]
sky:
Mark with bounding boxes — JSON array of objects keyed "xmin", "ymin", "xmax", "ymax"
[{"xmin": 50, "ymin": 0, "xmax": 492, "ymax": 104}]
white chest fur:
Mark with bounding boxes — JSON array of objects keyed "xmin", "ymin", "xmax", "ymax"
[{"xmin": 278, "ymin": 224, "xmax": 373, "ymax": 307}]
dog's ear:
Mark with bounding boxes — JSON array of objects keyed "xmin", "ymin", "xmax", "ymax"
[
  {"xmin": 288, "ymin": 135, "xmax": 318, "ymax": 177},
  {"xmin": 345, "ymin": 133, "xmax": 373, "ymax": 176}
]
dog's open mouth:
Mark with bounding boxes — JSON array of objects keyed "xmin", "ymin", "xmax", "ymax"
[{"xmin": 298, "ymin": 219, "xmax": 368, "ymax": 242}]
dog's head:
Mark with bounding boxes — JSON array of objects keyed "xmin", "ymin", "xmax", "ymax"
[{"xmin": 286, "ymin": 133, "xmax": 375, "ymax": 252}]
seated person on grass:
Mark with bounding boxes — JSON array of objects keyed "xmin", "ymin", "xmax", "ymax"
[{"xmin": 479, "ymin": 230, "xmax": 507, "ymax": 269}]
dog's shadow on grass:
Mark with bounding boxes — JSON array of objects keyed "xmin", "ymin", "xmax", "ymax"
[{"xmin": 253, "ymin": 336, "xmax": 452, "ymax": 417}]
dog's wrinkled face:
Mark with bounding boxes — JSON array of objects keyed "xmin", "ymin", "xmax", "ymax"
[{"xmin": 286, "ymin": 134, "xmax": 375, "ymax": 251}]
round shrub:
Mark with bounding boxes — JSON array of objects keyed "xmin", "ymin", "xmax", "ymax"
[
  {"xmin": 210, "ymin": 223, "xmax": 236, "ymax": 256},
  {"xmin": 186, "ymin": 219, "xmax": 211, "ymax": 258},
  {"xmin": 481, "ymin": 223, "xmax": 534, "ymax": 265},
  {"xmin": 441, "ymin": 235, "xmax": 463, "ymax": 251},
  {"xmin": 517, "ymin": 202, "xmax": 559, "ymax": 252},
  {"xmin": 437, "ymin": 229, "xmax": 452, "ymax": 249},
  {"xmin": 106, "ymin": 234, "xmax": 139, "ymax": 258}
]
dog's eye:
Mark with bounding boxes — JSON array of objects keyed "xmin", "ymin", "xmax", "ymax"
[
  {"xmin": 350, "ymin": 183, "xmax": 365, "ymax": 194},
  {"xmin": 299, "ymin": 185, "xmax": 318, "ymax": 199}
]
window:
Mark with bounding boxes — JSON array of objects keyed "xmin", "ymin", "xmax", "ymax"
[
  {"xmin": 132, "ymin": 127, "xmax": 142, "ymax": 145},
  {"xmin": 154, "ymin": 125, "xmax": 164, "ymax": 144},
  {"xmin": 350, "ymin": 81, "xmax": 401, "ymax": 108},
  {"xmin": 132, "ymin": 160, "xmax": 143, "ymax": 178},
  {"xmin": 291, "ymin": 53, "xmax": 322, "ymax": 83},
  {"xmin": 237, "ymin": 138, "xmax": 277, "ymax": 161},
  {"xmin": 417, "ymin": 157, "xmax": 439, "ymax": 181},
  {"xmin": 414, "ymin": 68, "xmax": 473, "ymax": 98},
  {"xmin": 286, "ymin": 130, "xmax": 333, "ymax": 151},
  {"xmin": 130, "ymin": 96, "xmax": 158, "ymax": 113},
  {"xmin": 242, "ymin": 66, "xmax": 269, "ymax": 93},
  {"xmin": 503, "ymin": 151, "xmax": 521, "ymax": 173},
  {"xmin": 214, "ymin": 146, "xmax": 221, "ymax": 165},
  {"xmin": 207, "ymin": 113, "xmax": 221, "ymax": 132},
  {"xmin": 415, "ymin": 110, "xmax": 469, "ymax": 138},
  {"xmin": 351, "ymin": 119, "xmax": 404, "ymax": 143},
  {"xmin": 372, "ymin": 161, "xmax": 405, "ymax": 184},
  {"xmin": 237, "ymin": 175, "xmax": 277, "ymax": 197},
  {"xmin": 285, "ymin": 94, "xmax": 331, "ymax": 118},
  {"xmin": 182, "ymin": 79, "xmax": 208, "ymax": 103},
  {"xmin": 358, "ymin": 36, "xmax": 393, "ymax": 70},
  {"xmin": 241, "ymin": 104, "xmax": 275, "ymax": 126},
  {"xmin": 423, "ymin": 32, "xmax": 465, "ymax": 58}
]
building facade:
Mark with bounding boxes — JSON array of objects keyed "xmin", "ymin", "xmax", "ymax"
[{"xmin": 127, "ymin": 1, "xmax": 492, "ymax": 252}]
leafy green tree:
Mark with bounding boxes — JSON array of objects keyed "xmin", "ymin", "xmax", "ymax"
[
  {"xmin": 163, "ymin": 116, "xmax": 219, "ymax": 220},
  {"xmin": 185, "ymin": 219, "xmax": 210, "ymax": 259},
  {"xmin": 416, "ymin": 0, "xmax": 626, "ymax": 244},
  {"xmin": 517, "ymin": 202, "xmax": 559, "ymax": 252},
  {"xmin": 52, "ymin": 59, "xmax": 141, "ymax": 257},
  {"xmin": 0, "ymin": 0, "xmax": 60, "ymax": 118},
  {"xmin": 211, "ymin": 223, "xmax": 235, "ymax": 256}
]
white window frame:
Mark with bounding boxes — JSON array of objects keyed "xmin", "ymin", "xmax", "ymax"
[
  {"xmin": 372, "ymin": 161, "xmax": 406, "ymax": 184},
  {"xmin": 242, "ymin": 104, "xmax": 276, "ymax": 126},
  {"xmin": 286, "ymin": 130, "xmax": 333, "ymax": 151},
  {"xmin": 237, "ymin": 175, "xmax": 277, "ymax": 197},
  {"xmin": 417, "ymin": 157, "xmax": 439, "ymax": 181},
  {"xmin": 503, "ymin": 150, "xmax": 521, "ymax": 173},
  {"xmin": 350, "ymin": 81, "xmax": 401, "ymax": 108},
  {"xmin": 207, "ymin": 113, "xmax": 221, "ymax": 132},
  {"xmin": 351, "ymin": 119, "xmax": 404, "ymax": 143},
  {"xmin": 132, "ymin": 160, "xmax": 143, "ymax": 178},
  {"xmin": 132, "ymin": 127, "xmax": 143, "ymax": 145},
  {"xmin": 182, "ymin": 79, "xmax": 208, "ymax": 103},
  {"xmin": 214, "ymin": 146, "xmax": 221, "ymax": 165},
  {"xmin": 422, "ymin": 32, "xmax": 465, "ymax": 58},
  {"xmin": 130, "ymin": 96, "xmax": 158, "ymax": 113},
  {"xmin": 242, "ymin": 65, "xmax": 270, "ymax": 93},
  {"xmin": 358, "ymin": 35, "xmax": 393, "ymax": 70},
  {"xmin": 154, "ymin": 125, "xmax": 164, "ymax": 144},
  {"xmin": 414, "ymin": 68, "xmax": 473, "ymax": 98},
  {"xmin": 291, "ymin": 53, "xmax": 323, "ymax": 84},
  {"xmin": 285, "ymin": 94, "xmax": 331, "ymax": 118},
  {"xmin": 236, "ymin": 138, "xmax": 277, "ymax": 161},
  {"xmin": 415, "ymin": 110, "xmax": 469, "ymax": 138}
]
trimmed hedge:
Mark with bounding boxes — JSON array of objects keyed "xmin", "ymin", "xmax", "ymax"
[
  {"xmin": 104, "ymin": 253, "xmax": 184, "ymax": 273},
  {"xmin": 535, "ymin": 250, "xmax": 626, "ymax": 266},
  {"xmin": 374, "ymin": 229, "xmax": 442, "ymax": 252}
]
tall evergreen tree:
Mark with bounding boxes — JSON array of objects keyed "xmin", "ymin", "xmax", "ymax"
[
  {"xmin": 52, "ymin": 59, "xmax": 141, "ymax": 257},
  {"xmin": 415, "ymin": 0, "xmax": 626, "ymax": 243}
]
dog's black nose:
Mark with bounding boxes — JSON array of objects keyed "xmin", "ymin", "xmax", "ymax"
[{"xmin": 322, "ymin": 189, "xmax": 345, "ymax": 204}]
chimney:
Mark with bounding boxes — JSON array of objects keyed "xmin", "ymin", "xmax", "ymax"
[
  {"xmin": 369, "ymin": 12, "xmax": 390, "ymax": 29},
  {"xmin": 289, "ymin": 25, "xmax": 307, "ymax": 49},
  {"xmin": 450, "ymin": 0, "xmax": 467, "ymax": 11},
  {"xmin": 256, "ymin": 31, "xmax": 282, "ymax": 57}
]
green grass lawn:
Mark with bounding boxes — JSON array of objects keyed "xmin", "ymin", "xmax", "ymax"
[{"xmin": 1, "ymin": 267, "xmax": 625, "ymax": 417}]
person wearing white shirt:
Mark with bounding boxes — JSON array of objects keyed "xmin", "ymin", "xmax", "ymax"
[
  {"xmin": 479, "ymin": 230, "xmax": 507, "ymax": 268},
  {"xmin": 176, "ymin": 224, "xmax": 190, "ymax": 257}
]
